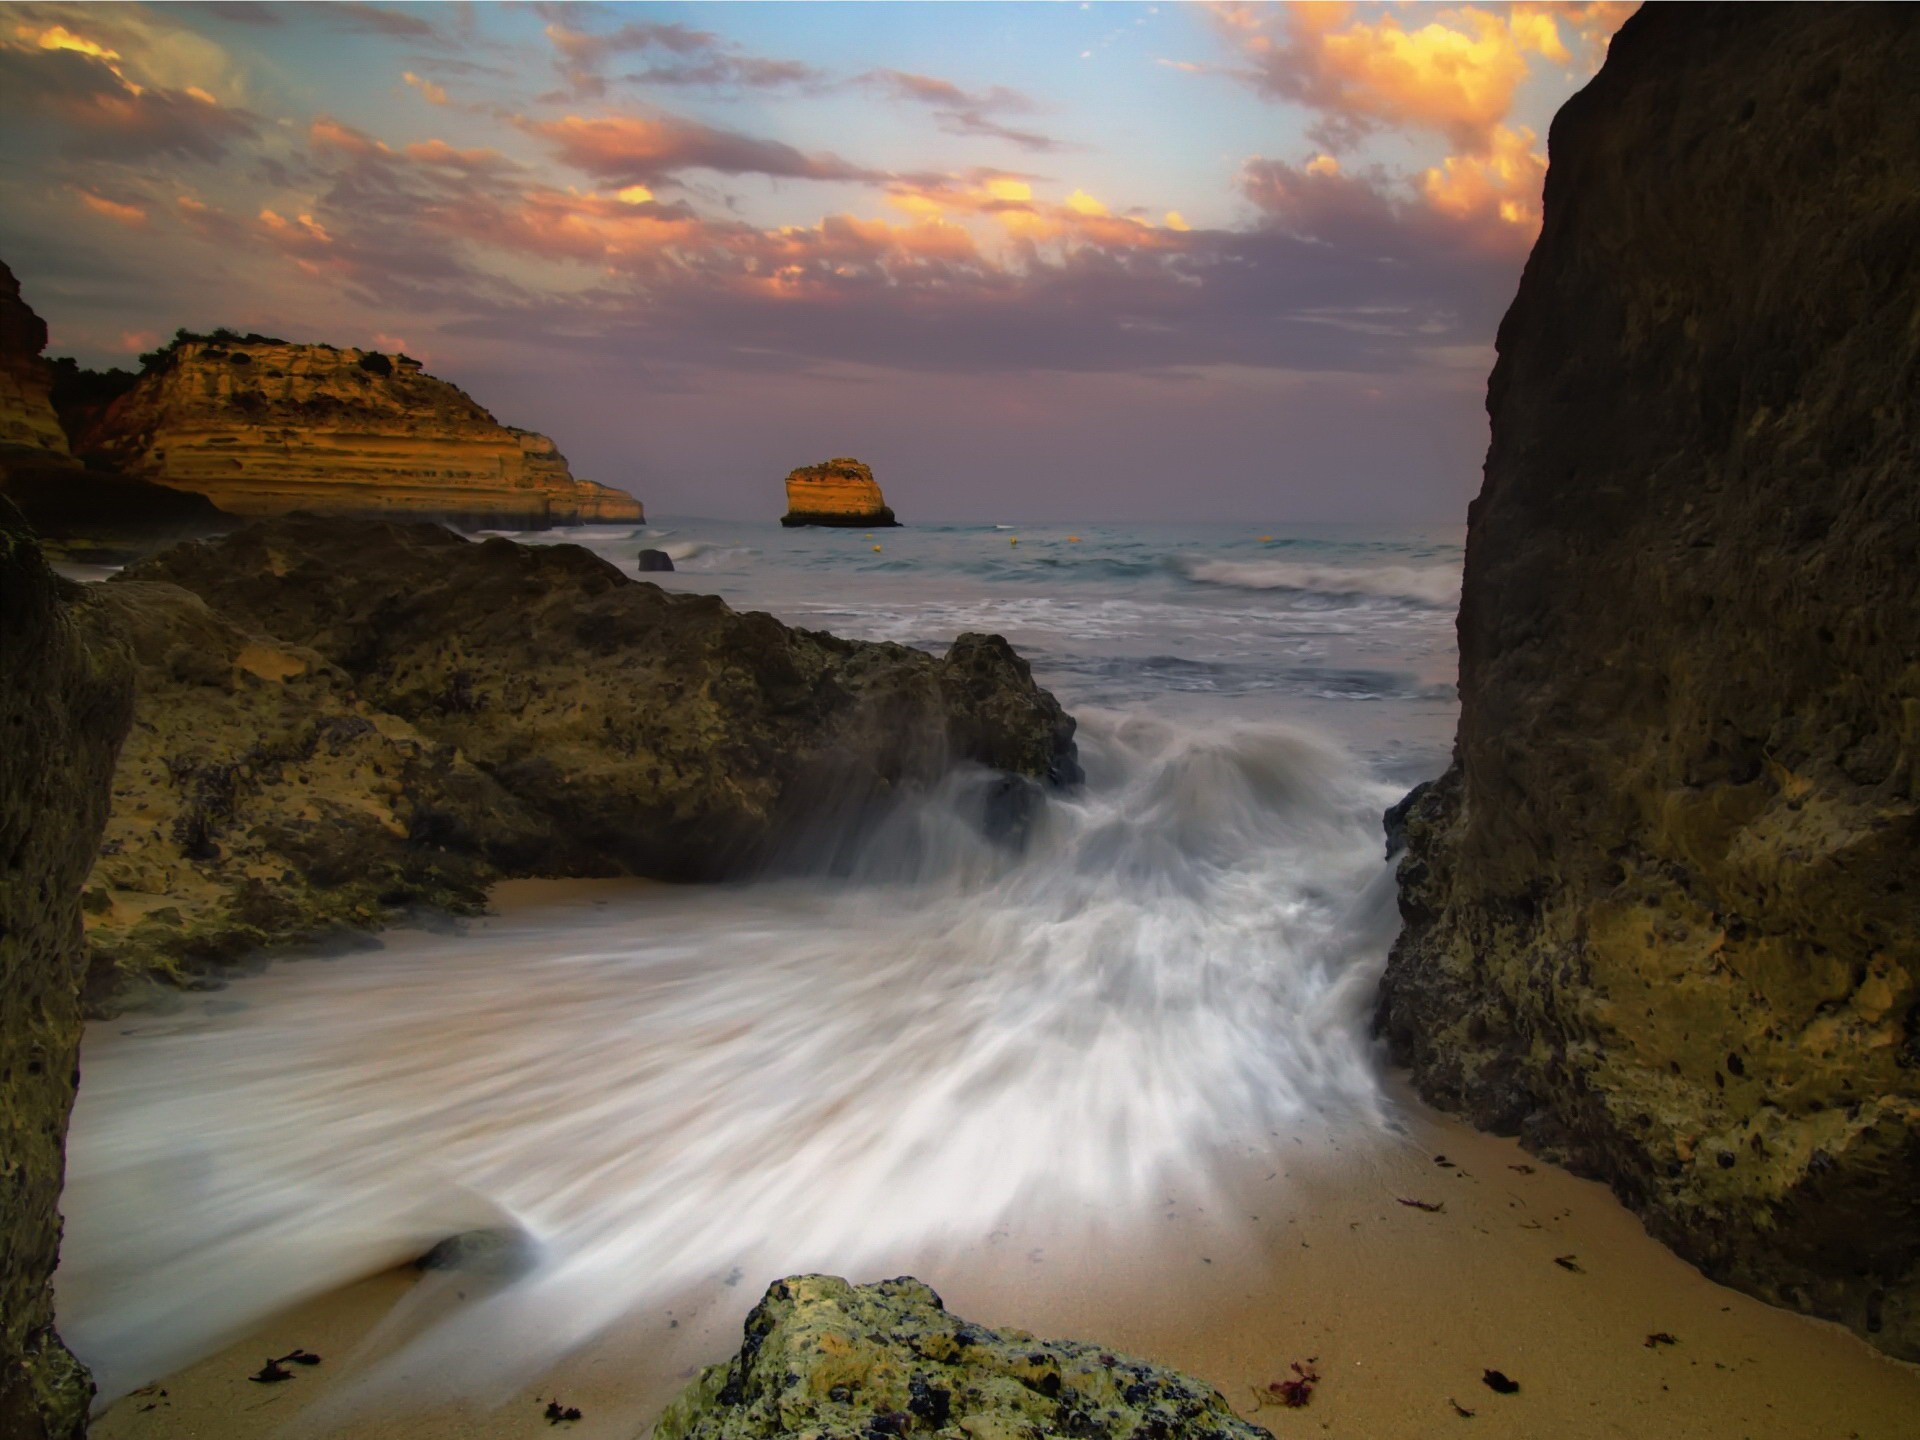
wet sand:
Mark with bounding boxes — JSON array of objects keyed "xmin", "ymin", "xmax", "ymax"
[{"xmin": 87, "ymin": 1075, "xmax": 1919, "ymax": 1440}]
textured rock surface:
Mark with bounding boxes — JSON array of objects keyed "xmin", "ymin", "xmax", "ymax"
[
  {"xmin": 82, "ymin": 338, "xmax": 642, "ymax": 527},
  {"xmin": 0, "ymin": 502, "xmax": 134, "ymax": 1437},
  {"xmin": 782, "ymin": 457, "xmax": 898, "ymax": 527},
  {"xmin": 656, "ymin": 1275, "xmax": 1271, "ymax": 1440},
  {"xmin": 76, "ymin": 580, "xmax": 575, "ymax": 1004},
  {"xmin": 0, "ymin": 261, "xmax": 68, "ymax": 456},
  {"xmin": 1378, "ymin": 4, "xmax": 1920, "ymax": 1359},
  {"xmin": 87, "ymin": 515, "xmax": 1075, "ymax": 1000}
]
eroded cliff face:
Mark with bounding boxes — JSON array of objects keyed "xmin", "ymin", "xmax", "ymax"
[
  {"xmin": 0, "ymin": 502, "xmax": 133, "ymax": 1437},
  {"xmin": 0, "ymin": 262, "xmax": 68, "ymax": 457},
  {"xmin": 82, "ymin": 339, "xmax": 642, "ymax": 527},
  {"xmin": 1378, "ymin": 4, "xmax": 1920, "ymax": 1357},
  {"xmin": 781, "ymin": 457, "xmax": 898, "ymax": 527},
  {"xmin": 85, "ymin": 515, "xmax": 1077, "ymax": 1004}
]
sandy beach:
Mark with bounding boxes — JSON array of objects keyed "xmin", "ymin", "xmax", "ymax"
[{"xmin": 83, "ymin": 874, "xmax": 1920, "ymax": 1440}]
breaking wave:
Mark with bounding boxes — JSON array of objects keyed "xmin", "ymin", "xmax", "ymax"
[{"xmin": 1180, "ymin": 558, "xmax": 1460, "ymax": 607}]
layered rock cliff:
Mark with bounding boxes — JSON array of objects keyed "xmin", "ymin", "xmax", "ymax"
[
  {"xmin": 0, "ymin": 262, "xmax": 68, "ymax": 456},
  {"xmin": 0, "ymin": 501, "xmax": 134, "ymax": 1437},
  {"xmin": 81, "ymin": 338, "xmax": 642, "ymax": 527},
  {"xmin": 781, "ymin": 457, "xmax": 898, "ymax": 527},
  {"xmin": 656, "ymin": 1275, "xmax": 1272, "ymax": 1440},
  {"xmin": 85, "ymin": 515, "xmax": 1076, "ymax": 1003},
  {"xmin": 1378, "ymin": 2, "xmax": 1920, "ymax": 1359}
]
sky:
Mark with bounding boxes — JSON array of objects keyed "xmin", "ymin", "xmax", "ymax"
[{"xmin": 0, "ymin": 1, "xmax": 1636, "ymax": 522}]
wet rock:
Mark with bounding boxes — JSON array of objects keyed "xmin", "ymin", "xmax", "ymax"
[
  {"xmin": 654, "ymin": 1275, "xmax": 1271, "ymax": 1440},
  {"xmin": 0, "ymin": 499, "xmax": 135, "ymax": 1438},
  {"xmin": 1377, "ymin": 3, "xmax": 1920, "ymax": 1360},
  {"xmin": 86, "ymin": 515, "xmax": 1075, "ymax": 1003},
  {"xmin": 414, "ymin": 1227, "xmax": 540, "ymax": 1280},
  {"xmin": 638, "ymin": 548, "xmax": 675, "ymax": 572}
]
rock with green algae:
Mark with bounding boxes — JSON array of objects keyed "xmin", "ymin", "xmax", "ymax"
[
  {"xmin": 0, "ymin": 499, "xmax": 134, "ymax": 1438},
  {"xmin": 654, "ymin": 1276, "xmax": 1271, "ymax": 1440},
  {"xmin": 1377, "ymin": 3, "xmax": 1920, "ymax": 1360},
  {"xmin": 80, "ymin": 514, "xmax": 1077, "ymax": 1008}
]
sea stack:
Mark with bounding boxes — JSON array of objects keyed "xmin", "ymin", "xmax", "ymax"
[
  {"xmin": 1377, "ymin": 3, "xmax": 1920, "ymax": 1359},
  {"xmin": 79, "ymin": 335, "xmax": 642, "ymax": 529},
  {"xmin": 780, "ymin": 457, "xmax": 897, "ymax": 527},
  {"xmin": 0, "ymin": 261, "xmax": 68, "ymax": 457}
]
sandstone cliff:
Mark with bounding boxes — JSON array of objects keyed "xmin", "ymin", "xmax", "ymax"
[
  {"xmin": 1378, "ymin": 3, "xmax": 1920, "ymax": 1359},
  {"xmin": 0, "ymin": 262, "xmax": 67, "ymax": 456},
  {"xmin": 656, "ymin": 1275, "xmax": 1272, "ymax": 1440},
  {"xmin": 0, "ymin": 501, "xmax": 134, "ymax": 1437},
  {"xmin": 82, "ymin": 337, "xmax": 642, "ymax": 528},
  {"xmin": 85, "ymin": 516, "xmax": 1076, "ymax": 1004},
  {"xmin": 781, "ymin": 457, "xmax": 898, "ymax": 527}
]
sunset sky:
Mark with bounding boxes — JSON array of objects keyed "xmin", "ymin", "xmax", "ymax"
[{"xmin": 0, "ymin": 1, "xmax": 1635, "ymax": 521}]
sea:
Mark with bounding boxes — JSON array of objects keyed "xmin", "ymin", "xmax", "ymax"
[{"xmin": 55, "ymin": 518, "xmax": 1464, "ymax": 1406}]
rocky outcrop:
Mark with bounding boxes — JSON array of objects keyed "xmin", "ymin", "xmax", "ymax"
[
  {"xmin": 0, "ymin": 501, "xmax": 134, "ymax": 1437},
  {"xmin": 0, "ymin": 261, "xmax": 68, "ymax": 456},
  {"xmin": 656, "ymin": 1275, "xmax": 1271, "ymax": 1440},
  {"xmin": 781, "ymin": 457, "xmax": 898, "ymax": 527},
  {"xmin": 1378, "ymin": 4, "xmax": 1920, "ymax": 1359},
  {"xmin": 80, "ymin": 337, "xmax": 642, "ymax": 528},
  {"xmin": 85, "ymin": 515, "xmax": 1076, "ymax": 1002}
]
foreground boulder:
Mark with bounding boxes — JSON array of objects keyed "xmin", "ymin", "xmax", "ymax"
[
  {"xmin": 0, "ymin": 502, "xmax": 134, "ymax": 1436},
  {"xmin": 83, "ymin": 515, "xmax": 1076, "ymax": 1001},
  {"xmin": 782, "ymin": 458, "xmax": 898, "ymax": 527},
  {"xmin": 1378, "ymin": 4, "xmax": 1920, "ymax": 1358},
  {"xmin": 656, "ymin": 1276, "xmax": 1270, "ymax": 1440},
  {"xmin": 79, "ymin": 333, "xmax": 641, "ymax": 528}
]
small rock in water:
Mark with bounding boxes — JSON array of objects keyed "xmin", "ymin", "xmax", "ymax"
[
  {"xmin": 638, "ymin": 548, "xmax": 675, "ymax": 572},
  {"xmin": 414, "ymin": 1226, "xmax": 539, "ymax": 1280},
  {"xmin": 1481, "ymin": 1369, "xmax": 1520, "ymax": 1395}
]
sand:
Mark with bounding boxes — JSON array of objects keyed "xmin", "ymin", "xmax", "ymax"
[{"xmin": 81, "ymin": 880, "xmax": 1920, "ymax": 1440}]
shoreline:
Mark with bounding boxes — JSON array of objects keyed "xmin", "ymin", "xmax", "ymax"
[{"xmin": 81, "ymin": 1063, "xmax": 1920, "ymax": 1440}]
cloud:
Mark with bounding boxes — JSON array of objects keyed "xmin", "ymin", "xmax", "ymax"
[
  {"xmin": 75, "ymin": 188, "xmax": 149, "ymax": 228},
  {"xmin": 0, "ymin": 32, "xmax": 257, "ymax": 160},
  {"xmin": 402, "ymin": 70, "xmax": 447, "ymax": 105},
  {"xmin": 521, "ymin": 112, "xmax": 884, "ymax": 187},
  {"xmin": 1206, "ymin": 2, "xmax": 1632, "ymax": 154},
  {"xmin": 863, "ymin": 69, "xmax": 1067, "ymax": 153},
  {"xmin": 541, "ymin": 17, "xmax": 821, "ymax": 98},
  {"xmin": 1420, "ymin": 123, "xmax": 1546, "ymax": 233}
]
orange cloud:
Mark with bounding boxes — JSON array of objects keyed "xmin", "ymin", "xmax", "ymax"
[
  {"xmin": 1212, "ymin": 2, "xmax": 1635, "ymax": 152},
  {"xmin": 308, "ymin": 115, "xmax": 388, "ymax": 156},
  {"xmin": 402, "ymin": 70, "xmax": 447, "ymax": 105},
  {"xmin": 76, "ymin": 188, "xmax": 148, "ymax": 228},
  {"xmin": 1422, "ymin": 123, "xmax": 1546, "ymax": 235}
]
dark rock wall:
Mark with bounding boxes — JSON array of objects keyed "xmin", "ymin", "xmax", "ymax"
[
  {"xmin": 0, "ymin": 502, "xmax": 133, "ymax": 1436},
  {"xmin": 1379, "ymin": 3, "xmax": 1920, "ymax": 1357}
]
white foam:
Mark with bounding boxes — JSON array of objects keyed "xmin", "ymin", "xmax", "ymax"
[{"xmin": 1182, "ymin": 558, "xmax": 1460, "ymax": 607}]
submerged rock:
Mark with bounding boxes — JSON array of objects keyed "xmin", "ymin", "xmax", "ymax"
[
  {"xmin": 639, "ymin": 547, "xmax": 675, "ymax": 572},
  {"xmin": 655, "ymin": 1275, "xmax": 1271, "ymax": 1440},
  {"xmin": 781, "ymin": 457, "xmax": 898, "ymax": 528},
  {"xmin": 1377, "ymin": 4, "xmax": 1920, "ymax": 1358},
  {"xmin": 84, "ymin": 515, "xmax": 1076, "ymax": 1004},
  {"xmin": 79, "ymin": 334, "xmax": 642, "ymax": 528},
  {"xmin": 0, "ymin": 500, "xmax": 134, "ymax": 1437}
]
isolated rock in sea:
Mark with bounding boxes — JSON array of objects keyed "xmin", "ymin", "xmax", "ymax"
[
  {"xmin": 1377, "ymin": 4, "xmax": 1920, "ymax": 1358},
  {"xmin": 0, "ymin": 500, "xmax": 134, "ymax": 1437},
  {"xmin": 80, "ymin": 334, "xmax": 642, "ymax": 528},
  {"xmin": 0, "ymin": 260, "xmax": 68, "ymax": 456},
  {"xmin": 781, "ymin": 457, "xmax": 898, "ymax": 527},
  {"xmin": 638, "ymin": 547, "xmax": 675, "ymax": 572},
  {"xmin": 77, "ymin": 579, "xmax": 577, "ymax": 1004},
  {"xmin": 91, "ymin": 515, "xmax": 1075, "ymax": 999},
  {"xmin": 655, "ymin": 1275, "xmax": 1272, "ymax": 1440}
]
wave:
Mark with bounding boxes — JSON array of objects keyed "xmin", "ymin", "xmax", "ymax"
[
  {"xmin": 1180, "ymin": 558, "xmax": 1460, "ymax": 607},
  {"xmin": 57, "ymin": 712, "xmax": 1400, "ymax": 1407}
]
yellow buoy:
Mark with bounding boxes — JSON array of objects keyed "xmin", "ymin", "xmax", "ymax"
[
  {"xmin": 1067, "ymin": 535, "xmax": 1081, "ymax": 543},
  {"xmin": 872, "ymin": 544, "xmax": 882, "ymax": 552},
  {"xmin": 1259, "ymin": 535, "xmax": 1273, "ymax": 543},
  {"xmin": 1009, "ymin": 537, "xmax": 1018, "ymax": 546}
]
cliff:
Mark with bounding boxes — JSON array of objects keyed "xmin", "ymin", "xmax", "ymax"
[
  {"xmin": 81, "ymin": 338, "xmax": 642, "ymax": 528},
  {"xmin": 0, "ymin": 262, "xmax": 68, "ymax": 456},
  {"xmin": 656, "ymin": 1275, "xmax": 1272, "ymax": 1440},
  {"xmin": 1377, "ymin": 2, "xmax": 1920, "ymax": 1359},
  {"xmin": 85, "ymin": 515, "xmax": 1077, "ymax": 1004},
  {"xmin": 781, "ymin": 457, "xmax": 898, "ymax": 527},
  {"xmin": 0, "ymin": 501, "xmax": 134, "ymax": 1437}
]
